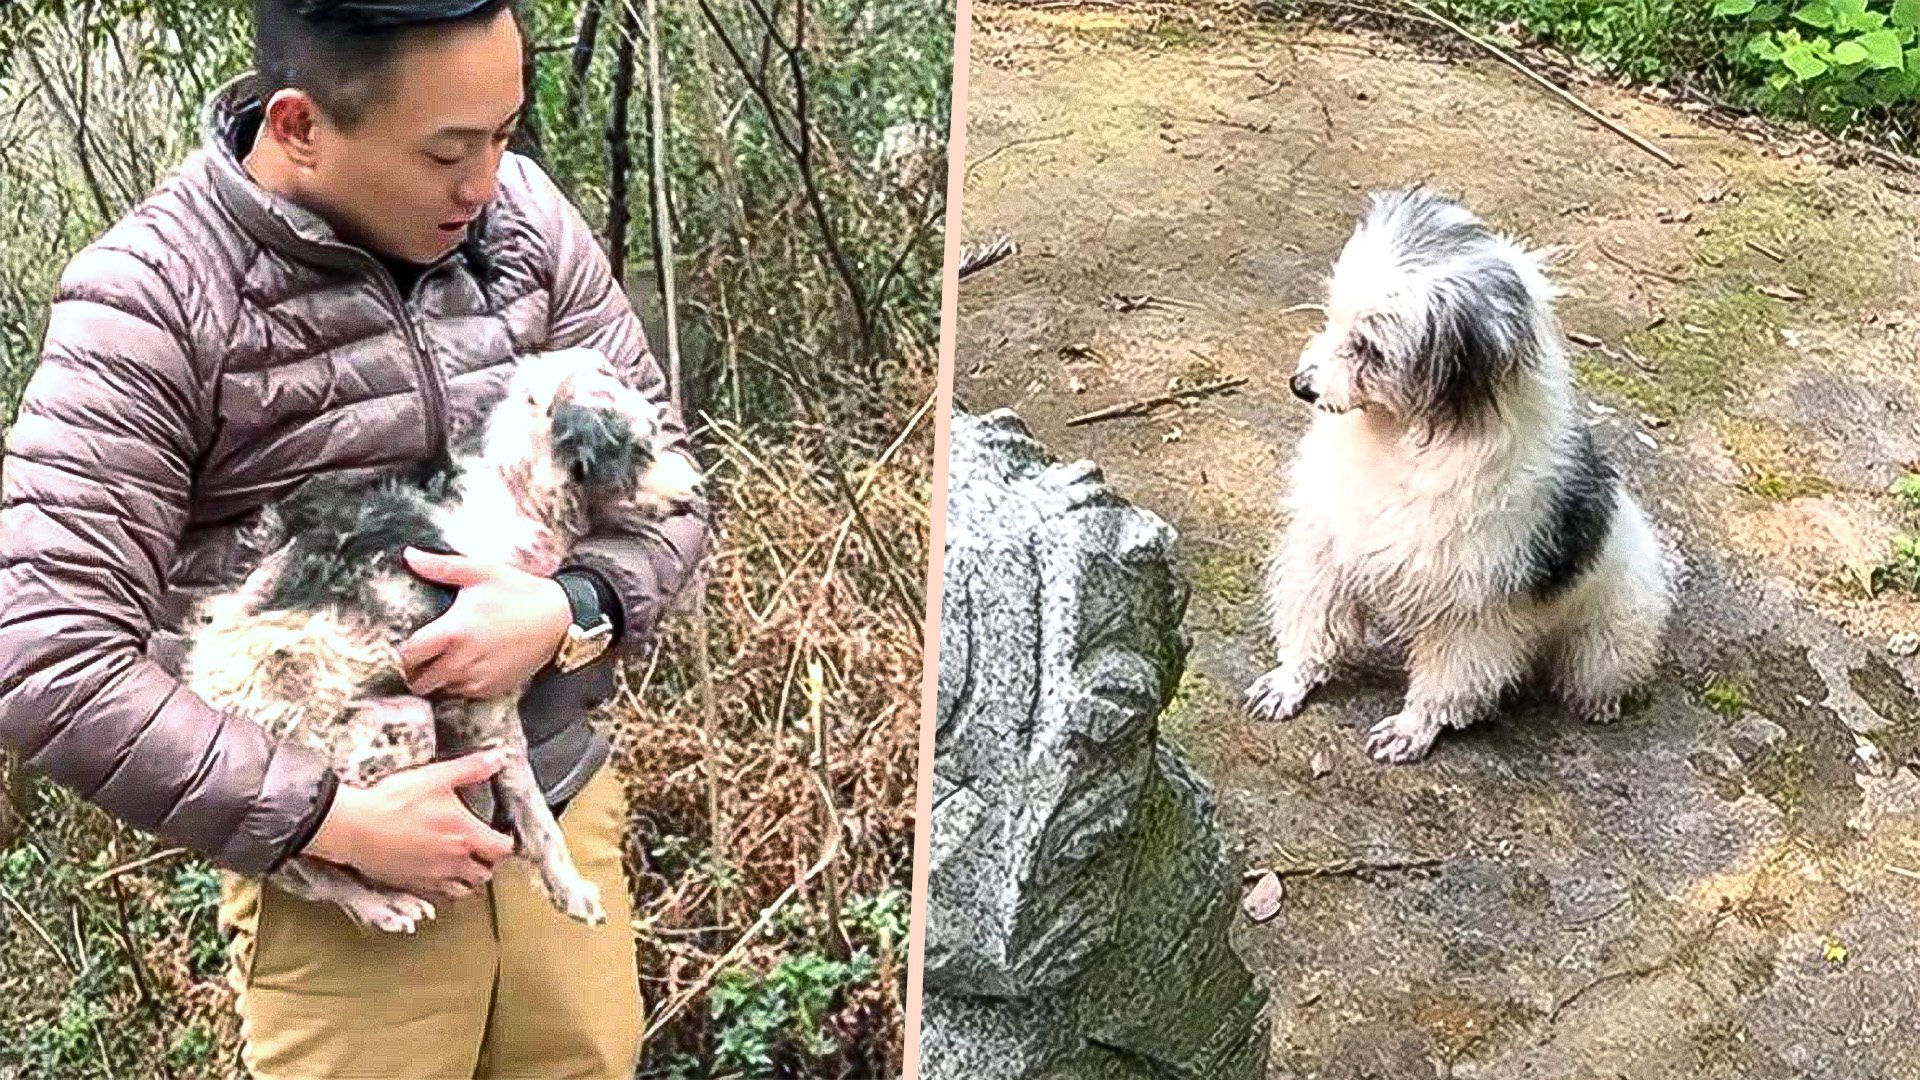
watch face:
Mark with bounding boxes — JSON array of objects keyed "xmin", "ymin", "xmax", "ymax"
[{"xmin": 557, "ymin": 622, "xmax": 613, "ymax": 672}]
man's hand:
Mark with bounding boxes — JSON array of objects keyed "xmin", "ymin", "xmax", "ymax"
[
  {"xmin": 398, "ymin": 548, "xmax": 573, "ymax": 700},
  {"xmin": 303, "ymin": 750, "xmax": 517, "ymax": 902}
]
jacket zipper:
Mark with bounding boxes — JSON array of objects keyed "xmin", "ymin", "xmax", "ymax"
[{"xmin": 371, "ymin": 263, "xmax": 450, "ymax": 469}]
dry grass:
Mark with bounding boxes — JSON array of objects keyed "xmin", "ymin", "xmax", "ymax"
[{"xmin": 612, "ymin": 407, "xmax": 932, "ymax": 1075}]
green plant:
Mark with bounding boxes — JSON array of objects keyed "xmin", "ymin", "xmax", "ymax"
[
  {"xmin": 1702, "ymin": 674, "xmax": 1752, "ymax": 716},
  {"xmin": 843, "ymin": 889, "xmax": 909, "ymax": 953},
  {"xmin": 1714, "ymin": 0, "xmax": 1920, "ymax": 126},
  {"xmin": 708, "ymin": 950, "xmax": 879, "ymax": 1076},
  {"xmin": 1891, "ymin": 471, "xmax": 1920, "ymax": 511},
  {"xmin": 1447, "ymin": 0, "xmax": 1727, "ymax": 82},
  {"xmin": 1870, "ymin": 533, "xmax": 1920, "ymax": 594}
]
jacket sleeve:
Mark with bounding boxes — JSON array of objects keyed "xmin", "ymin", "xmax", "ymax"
[
  {"xmin": 515, "ymin": 156, "xmax": 710, "ymax": 651},
  {"xmin": 0, "ymin": 246, "xmax": 337, "ymax": 875}
]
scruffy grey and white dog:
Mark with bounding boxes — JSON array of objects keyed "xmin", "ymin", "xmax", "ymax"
[
  {"xmin": 1244, "ymin": 188, "xmax": 1671, "ymax": 764},
  {"xmin": 182, "ymin": 347, "xmax": 701, "ymax": 931}
]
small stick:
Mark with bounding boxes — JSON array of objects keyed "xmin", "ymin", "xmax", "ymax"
[
  {"xmin": 958, "ymin": 235, "xmax": 1020, "ymax": 280},
  {"xmin": 1241, "ymin": 852, "xmax": 1447, "ymax": 880},
  {"xmin": 1745, "ymin": 238, "xmax": 1787, "ymax": 263},
  {"xmin": 1888, "ymin": 865, "xmax": 1920, "ymax": 881},
  {"xmin": 1397, "ymin": 0, "xmax": 1680, "ymax": 170},
  {"xmin": 1065, "ymin": 376, "xmax": 1250, "ymax": 426},
  {"xmin": 0, "ymin": 882, "xmax": 76, "ymax": 973},
  {"xmin": 82, "ymin": 846, "xmax": 188, "ymax": 889},
  {"xmin": 1596, "ymin": 241, "xmax": 1691, "ymax": 285}
]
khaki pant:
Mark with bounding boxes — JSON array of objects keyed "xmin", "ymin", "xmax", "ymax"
[{"xmin": 218, "ymin": 767, "xmax": 643, "ymax": 1079}]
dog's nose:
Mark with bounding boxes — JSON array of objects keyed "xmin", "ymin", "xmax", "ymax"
[{"xmin": 1289, "ymin": 371, "xmax": 1319, "ymax": 403}]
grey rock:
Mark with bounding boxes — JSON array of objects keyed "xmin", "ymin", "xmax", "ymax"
[
  {"xmin": 1728, "ymin": 714, "xmax": 1789, "ymax": 762},
  {"xmin": 921, "ymin": 410, "xmax": 1270, "ymax": 1080}
]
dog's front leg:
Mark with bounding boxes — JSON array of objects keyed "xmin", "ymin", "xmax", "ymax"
[
  {"xmin": 1368, "ymin": 616, "xmax": 1529, "ymax": 763},
  {"xmin": 269, "ymin": 856, "xmax": 437, "ymax": 934},
  {"xmin": 467, "ymin": 695, "xmax": 607, "ymax": 927},
  {"xmin": 1245, "ymin": 529, "xmax": 1361, "ymax": 721}
]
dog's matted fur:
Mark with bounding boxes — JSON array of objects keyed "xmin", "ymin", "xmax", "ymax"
[
  {"xmin": 1244, "ymin": 188, "xmax": 1672, "ymax": 763},
  {"xmin": 181, "ymin": 347, "xmax": 701, "ymax": 931}
]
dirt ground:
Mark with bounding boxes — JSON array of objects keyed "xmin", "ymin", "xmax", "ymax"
[{"xmin": 953, "ymin": 5, "xmax": 1920, "ymax": 1078}]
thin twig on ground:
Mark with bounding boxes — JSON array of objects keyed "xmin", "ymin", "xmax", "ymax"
[
  {"xmin": 1394, "ymin": 0, "xmax": 1680, "ymax": 169},
  {"xmin": 1745, "ymin": 238, "xmax": 1787, "ymax": 263},
  {"xmin": 1595, "ymin": 241, "xmax": 1693, "ymax": 285},
  {"xmin": 958, "ymin": 235, "xmax": 1019, "ymax": 280},
  {"xmin": 964, "ymin": 132, "xmax": 1070, "ymax": 177},
  {"xmin": 1065, "ymin": 375, "xmax": 1250, "ymax": 426},
  {"xmin": 1241, "ymin": 852, "xmax": 1448, "ymax": 880}
]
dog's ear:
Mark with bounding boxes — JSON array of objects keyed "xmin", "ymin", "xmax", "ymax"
[
  {"xmin": 1410, "ymin": 264, "xmax": 1533, "ymax": 433},
  {"xmin": 550, "ymin": 402, "xmax": 643, "ymax": 488}
]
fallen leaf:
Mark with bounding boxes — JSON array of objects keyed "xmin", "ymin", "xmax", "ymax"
[
  {"xmin": 1758, "ymin": 283, "xmax": 1807, "ymax": 301},
  {"xmin": 1243, "ymin": 871, "xmax": 1284, "ymax": 923},
  {"xmin": 1823, "ymin": 937, "xmax": 1849, "ymax": 966},
  {"xmin": 1310, "ymin": 748, "xmax": 1332, "ymax": 779},
  {"xmin": 1634, "ymin": 431, "xmax": 1658, "ymax": 450}
]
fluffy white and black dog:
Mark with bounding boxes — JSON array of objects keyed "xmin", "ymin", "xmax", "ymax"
[
  {"xmin": 182, "ymin": 347, "xmax": 701, "ymax": 931},
  {"xmin": 1243, "ymin": 188, "xmax": 1671, "ymax": 763}
]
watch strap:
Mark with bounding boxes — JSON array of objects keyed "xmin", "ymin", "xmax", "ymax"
[{"xmin": 553, "ymin": 569, "xmax": 608, "ymax": 632}]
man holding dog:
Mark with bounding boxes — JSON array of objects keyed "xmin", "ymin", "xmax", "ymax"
[{"xmin": 0, "ymin": 0, "xmax": 703, "ymax": 1074}]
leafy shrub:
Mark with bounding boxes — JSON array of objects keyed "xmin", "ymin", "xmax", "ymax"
[{"xmin": 1713, "ymin": 0, "xmax": 1920, "ymax": 126}]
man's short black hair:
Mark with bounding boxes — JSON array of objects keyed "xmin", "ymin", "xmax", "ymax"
[{"xmin": 253, "ymin": 0, "xmax": 519, "ymax": 129}]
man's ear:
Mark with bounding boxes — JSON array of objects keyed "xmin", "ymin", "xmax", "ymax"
[{"xmin": 261, "ymin": 88, "xmax": 324, "ymax": 170}]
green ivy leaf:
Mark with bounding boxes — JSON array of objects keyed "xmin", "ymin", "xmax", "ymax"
[
  {"xmin": 1749, "ymin": 31, "xmax": 1787, "ymax": 59},
  {"xmin": 1833, "ymin": 38, "xmax": 1871, "ymax": 63},
  {"xmin": 1794, "ymin": 0, "xmax": 1836, "ymax": 27},
  {"xmin": 1784, "ymin": 40, "xmax": 1833, "ymax": 78},
  {"xmin": 1831, "ymin": 0, "xmax": 1870, "ymax": 23},
  {"xmin": 1858, "ymin": 28, "xmax": 1908, "ymax": 67},
  {"xmin": 1715, "ymin": 0, "xmax": 1760, "ymax": 14},
  {"xmin": 1895, "ymin": 0, "xmax": 1920, "ymax": 27}
]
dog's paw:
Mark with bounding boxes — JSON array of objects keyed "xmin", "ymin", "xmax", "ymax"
[
  {"xmin": 552, "ymin": 879, "xmax": 607, "ymax": 927},
  {"xmin": 349, "ymin": 891, "xmax": 438, "ymax": 935},
  {"xmin": 1366, "ymin": 712, "xmax": 1442, "ymax": 764},
  {"xmin": 1245, "ymin": 665, "xmax": 1314, "ymax": 721}
]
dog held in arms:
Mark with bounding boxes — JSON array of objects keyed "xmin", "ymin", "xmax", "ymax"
[
  {"xmin": 181, "ymin": 347, "xmax": 702, "ymax": 931},
  {"xmin": 1244, "ymin": 188, "xmax": 1671, "ymax": 764}
]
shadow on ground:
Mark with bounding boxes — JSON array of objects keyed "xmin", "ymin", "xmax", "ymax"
[{"xmin": 955, "ymin": 5, "xmax": 1920, "ymax": 1077}]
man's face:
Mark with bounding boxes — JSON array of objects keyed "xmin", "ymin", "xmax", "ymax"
[{"xmin": 298, "ymin": 8, "xmax": 524, "ymax": 264}]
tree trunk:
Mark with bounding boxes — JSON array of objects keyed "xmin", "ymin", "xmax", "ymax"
[
  {"xmin": 604, "ymin": 2, "xmax": 640, "ymax": 284},
  {"xmin": 564, "ymin": 0, "xmax": 605, "ymax": 126}
]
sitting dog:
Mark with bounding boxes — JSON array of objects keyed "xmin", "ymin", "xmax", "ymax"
[
  {"xmin": 182, "ymin": 347, "xmax": 701, "ymax": 930},
  {"xmin": 1243, "ymin": 188, "xmax": 1671, "ymax": 763}
]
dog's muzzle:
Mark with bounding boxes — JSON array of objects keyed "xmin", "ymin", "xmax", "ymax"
[{"xmin": 1289, "ymin": 371, "xmax": 1319, "ymax": 404}]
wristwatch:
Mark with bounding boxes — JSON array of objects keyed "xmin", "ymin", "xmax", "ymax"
[{"xmin": 551, "ymin": 570, "xmax": 616, "ymax": 673}]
